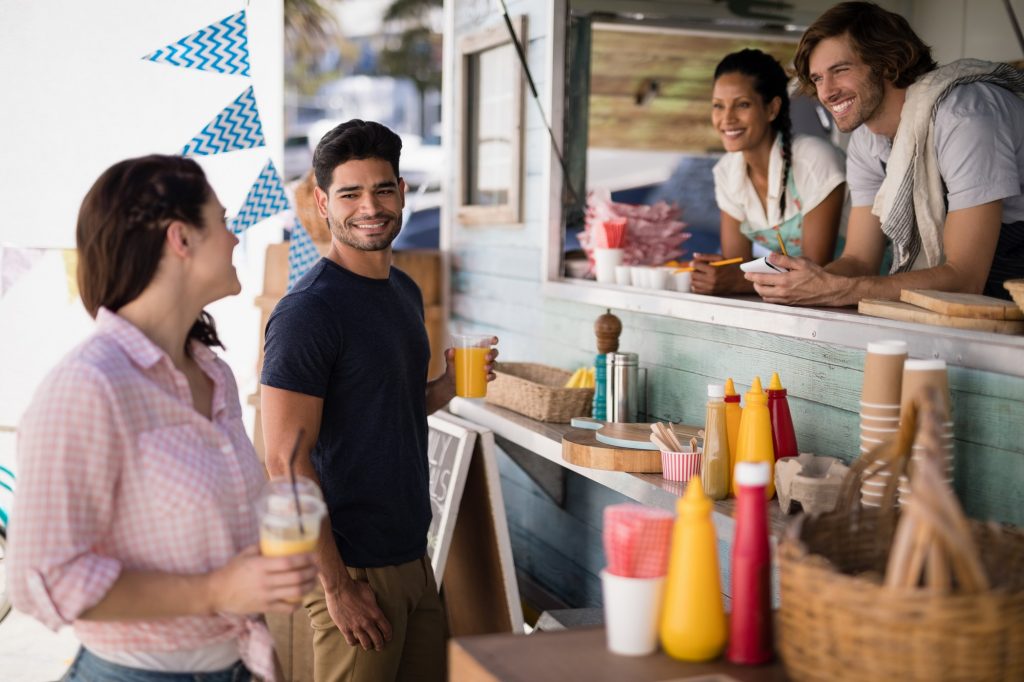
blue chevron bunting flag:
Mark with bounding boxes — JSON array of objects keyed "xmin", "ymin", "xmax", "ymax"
[
  {"xmin": 181, "ymin": 86, "xmax": 265, "ymax": 156},
  {"xmin": 230, "ymin": 160, "xmax": 291, "ymax": 235},
  {"xmin": 288, "ymin": 222, "xmax": 321, "ymax": 291},
  {"xmin": 142, "ymin": 11, "xmax": 251, "ymax": 76}
]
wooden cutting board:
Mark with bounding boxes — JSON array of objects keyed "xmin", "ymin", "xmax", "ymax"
[
  {"xmin": 900, "ymin": 289, "xmax": 1023, "ymax": 320},
  {"xmin": 859, "ymin": 299, "xmax": 1024, "ymax": 334},
  {"xmin": 561, "ymin": 421, "xmax": 702, "ymax": 472},
  {"xmin": 569, "ymin": 417, "xmax": 700, "ymax": 450}
]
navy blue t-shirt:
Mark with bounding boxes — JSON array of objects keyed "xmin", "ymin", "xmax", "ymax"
[{"xmin": 261, "ymin": 258, "xmax": 432, "ymax": 568}]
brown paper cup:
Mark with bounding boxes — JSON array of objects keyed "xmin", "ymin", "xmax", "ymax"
[
  {"xmin": 861, "ymin": 341, "xmax": 907, "ymax": 404},
  {"xmin": 861, "ymin": 415, "xmax": 900, "ymax": 430},
  {"xmin": 900, "ymin": 359, "xmax": 950, "ymax": 420}
]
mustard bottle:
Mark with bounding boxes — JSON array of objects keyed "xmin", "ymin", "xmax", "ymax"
[
  {"xmin": 731, "ymin": 377, "xmax": 775, "ymax": 499},
  {"xmin": 724, "ymin": 378, "xmax": 742, "ymax": 486},
  {"xmin": 659, "ymin": 476, "xmax": 727, "ymax": 661}
]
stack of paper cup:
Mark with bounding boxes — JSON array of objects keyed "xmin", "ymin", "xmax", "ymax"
[
  {"xmin": 897, "ymin": 359, "xmax": 954, "ymax": 505},
  {"xmin": 859, "ymin": 341, "xmax": 907, "ymax": 507}
]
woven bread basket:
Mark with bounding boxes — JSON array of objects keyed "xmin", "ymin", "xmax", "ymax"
[
  {"xmin": 778, "ymin": 387, "xmax": 1024, "ymax": 681},
  {"xmin": 485, "ymin": 362, "xmax": 593, "ymax": 423}
]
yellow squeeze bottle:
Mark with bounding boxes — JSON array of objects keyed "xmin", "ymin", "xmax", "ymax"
[
  {"xmin": 659, "ymin": 477, "xmax": 728, "ymax": 661},
  {"xmin": 724, "ymin": 378, "xmax": 743, "ymax": 484},
  {"xmin": 731, "ymin": 377, "xmax": 775, "ymax": 499}
]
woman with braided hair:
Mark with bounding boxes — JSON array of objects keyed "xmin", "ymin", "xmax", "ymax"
[
  {"xmin": 8, "ymin": 155, "xmax": 318, "ymax": 681},
  {"xmin": 692, "ymin": 48, "xmax": 846, "ymax": 296}
]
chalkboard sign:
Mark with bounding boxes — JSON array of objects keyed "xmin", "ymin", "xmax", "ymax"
[{"xmin": 426, "ymin": 415, "xmax": 475, "ymax": 580}]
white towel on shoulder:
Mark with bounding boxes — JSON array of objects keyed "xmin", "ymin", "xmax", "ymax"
[{"xmin": 874, "ymin": 59, "xmax": 1024, "ymax": 273}]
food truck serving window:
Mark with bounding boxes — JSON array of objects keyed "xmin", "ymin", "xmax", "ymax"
[{"xmin": 541, "ymin": 1, "xmax": 1024, "ymax": 377}]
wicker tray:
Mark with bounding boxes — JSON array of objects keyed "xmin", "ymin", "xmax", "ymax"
[{"xmin": 485, "ymin": 362, "xmax": 593, "ymax": 423}]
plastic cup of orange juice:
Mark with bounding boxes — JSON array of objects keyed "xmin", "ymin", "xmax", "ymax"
[
  {"xmin": 258, "ymin": 476, "xmax": 326, "ymax": 559},
  {"xmin": 453, "ymin": 334, "xmax": 493, "ymax": 398}
]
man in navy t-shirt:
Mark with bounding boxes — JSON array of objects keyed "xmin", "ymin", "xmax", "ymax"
[{"xmin": 260, "ymin": 119, "xmax": 497, "ymax": 682}]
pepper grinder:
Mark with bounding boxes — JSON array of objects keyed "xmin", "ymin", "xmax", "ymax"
[{"xmin": 593, "ymin": 310, "xmax": 622, "ymax": 420}]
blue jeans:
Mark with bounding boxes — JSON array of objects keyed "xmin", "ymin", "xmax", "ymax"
[{"xmin": 61, "ymin": 648, "xmax": 252, "ymax": 682}]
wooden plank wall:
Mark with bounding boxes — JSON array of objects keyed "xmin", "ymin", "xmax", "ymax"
[{"xmin": 588, "ymin": 29, "xmax": 796, "ymax": 152}]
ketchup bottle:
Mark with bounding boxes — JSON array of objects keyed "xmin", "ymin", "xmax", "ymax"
[
  {"xmin": 728, "ymin": 461, "xmax": 774, "ymax": 666},
  {"xmin": 766, "ymin": 372, "xmax": 798, "ymax": 460}
]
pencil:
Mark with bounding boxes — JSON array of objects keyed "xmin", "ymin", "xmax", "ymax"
[
  {"xmin": 775, "ymin": 231, "xmax": 789, "ymax": 257},
  {"xmin": 709, "ymin": 257, "xmax": 744, "ymax": 267}
]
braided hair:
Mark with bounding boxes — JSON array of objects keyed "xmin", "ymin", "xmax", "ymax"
[{"xmin": 714, "ymin": 49, "xmax": 793, "ymax": 223}]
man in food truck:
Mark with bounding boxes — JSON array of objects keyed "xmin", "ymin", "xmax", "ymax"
[
  {"xmin": 742, "ymin": 1, "xmax": 1024, "ymax": 306},
  {"xmin": 259, "ymin": 119, "xmax": 496, "ymax": 681}
]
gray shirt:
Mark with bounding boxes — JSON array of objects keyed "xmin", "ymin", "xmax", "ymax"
[{"xmin": 846, "ymin": 81, "xmax": 1024, "ymax": 222}]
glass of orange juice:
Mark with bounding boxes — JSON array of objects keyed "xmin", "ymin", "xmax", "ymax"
[
  {"xmin": 258, "ymin": 476, "xmax": 326, "ymax": 559},
  {"xmin": 453, "ymin": 334, "xmax": 493, "ymax": 398}
]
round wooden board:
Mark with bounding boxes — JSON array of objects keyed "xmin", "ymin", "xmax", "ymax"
[{"xmin": 562, "ymin": 428, "xmax": 665, "ymax": 472}]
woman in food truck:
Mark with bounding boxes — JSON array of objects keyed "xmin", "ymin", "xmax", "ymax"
[{"xmin": 692, "ymin": 49, "xmax": 847, "ymax": 296}]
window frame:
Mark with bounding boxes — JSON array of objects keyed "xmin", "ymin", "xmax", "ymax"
[
  {"xmin": 456, "ymin": 16, "xmax": 526, "ymax": 226},
  {"xmin": 539, "ymin": 1, "xmax": 1024, "ymax": 377}
]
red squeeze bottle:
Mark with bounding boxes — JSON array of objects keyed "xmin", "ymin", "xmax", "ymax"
[
  {"xmin": 766, "ymin": 372, "xmax": 798, "ymax": 460},
  {"xmin": 728, "ymin": 461, "xmax": 774, "ymax": 666}
]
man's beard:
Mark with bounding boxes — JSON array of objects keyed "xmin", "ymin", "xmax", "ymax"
[
  {"xmin": 326, "ymin": 211, "xmax": 402, "ymax": 252},
  {"xmin": 832, "ymin": 71, "xmax": 885, "ymax": 133}
]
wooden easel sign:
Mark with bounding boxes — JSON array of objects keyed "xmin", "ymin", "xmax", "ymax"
[{"xmin": 431, "ymin": 411, "xmax": 525, "ymax": 636}]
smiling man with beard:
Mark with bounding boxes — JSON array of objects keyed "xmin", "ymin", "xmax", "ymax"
[
  {"xmin": 743, "ymin": 1, "xmax": 1024, "ymax": 306},
  {"xmin": 259, "ymin": 120, "xmax": 497, "ymax": 682}
]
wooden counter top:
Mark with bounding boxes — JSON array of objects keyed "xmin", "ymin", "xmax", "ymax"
[{"xmin": 450, "ymin": 627, "xmax": 790, "ymax": 681}]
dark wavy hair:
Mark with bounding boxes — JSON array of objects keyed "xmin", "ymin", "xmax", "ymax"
[
  {"xmin": 313, "ymin": 119, "xmax": 403, "ymax": 191},
  {"xmin": 794, "ymin": 2, "xmax": 937, "ymax": 95},
  {"xmin": 76, "ymin": 154, "xmax": 223, "ymax": 351},
  {"xmin": 714, "ymin": 49, "xmax": 793, "ymax": 222}
]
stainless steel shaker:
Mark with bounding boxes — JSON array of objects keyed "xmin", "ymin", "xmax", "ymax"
[{"xmin": 606, "ymin": 352, "xmax": 639, "ymax": 422}]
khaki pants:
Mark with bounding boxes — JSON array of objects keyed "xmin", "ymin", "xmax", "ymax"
[{"xmin": 304, "ymin": 556, "xmax": 445, "ymax": 682}]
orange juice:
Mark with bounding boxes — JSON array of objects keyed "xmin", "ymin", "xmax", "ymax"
[
  {"xmin": 455, "ymin": 346, "xmax": 489, "ymax": 397},
  {"xmin": 260, "ymin": 527, "xmax": 319, "ymax": 557}
]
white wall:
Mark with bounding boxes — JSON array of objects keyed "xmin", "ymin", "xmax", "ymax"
[
  {"xmin": 913, "ymin": 0, "xmax": 1024, "ymax": 64},
  {"xmin": 0, "ymin": 1, "xmax": 285, "ymax": 434}
]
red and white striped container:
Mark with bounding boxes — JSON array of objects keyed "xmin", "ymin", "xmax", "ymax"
[{"xmin": 660, "ymin": 448, "xmax": 702, "ymax": 483}]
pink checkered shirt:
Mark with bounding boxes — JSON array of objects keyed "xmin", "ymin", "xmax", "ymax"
[{"xmin": 8, "ymin": 308, "xmax": 275, "ymax": 680}]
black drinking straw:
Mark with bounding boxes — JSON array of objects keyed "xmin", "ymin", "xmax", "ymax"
[{"xmin": 289, "ymin": 428, "xmax": 306, "ymax": 535}]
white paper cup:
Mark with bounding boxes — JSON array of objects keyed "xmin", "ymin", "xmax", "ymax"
[
  {"xmin": 601, "ymin": 570, "xmax": 665, "ymax": 656},
  {"xmin": 630, "ymin": 266, "xmax": 647, "ymax": 288},
  {"xmin": 614, "ymin": 265, "xmax": 632, "ymax": 286},
  {"xmin": 648, "ymin": 267, "xmax": 669, "ymax": 290},
  {"xmin": 594, "ymin": 248, "xmax": 624, "ymax": 284},
  {"xmin": 672, "ymin": 271, "xmax": 692, "ymax": 293}
]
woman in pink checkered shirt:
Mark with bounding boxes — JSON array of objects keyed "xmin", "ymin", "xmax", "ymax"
[{"xmin": 7, "ymin": 155, "xmax": 318, "ymax": 682}]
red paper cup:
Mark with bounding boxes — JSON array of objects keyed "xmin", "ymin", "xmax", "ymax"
[{"xmin": 660, "ymin": 449, "xmax": 702, "ymax": 482}]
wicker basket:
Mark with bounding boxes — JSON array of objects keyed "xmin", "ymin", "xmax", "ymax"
[
  {"xmin": 1004, "ymin": 279, "xmax": 1024, "ymax": 315},
  {"xmin": 485, "ymin": 362, "xmax": 593, "ymax": 423},
  {"xmin": 778, "ymin": 390, "xmax": 1024, "ymax": 682}
]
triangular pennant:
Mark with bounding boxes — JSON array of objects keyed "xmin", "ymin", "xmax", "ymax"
[
  {"xmin": 181, "ymin": 86, "xmax": 265, "ymax": 156},
  {"xmin": 62, "ymin": 250, "xmax": 80, "ymax": 303},
  {"xmin": 230, "ymin": 159, "xmax": 291, "ymax": 235},
  {"xmin": 142, "ymin": 11, "xmax": 251, "ymax": 76},
  {"xmin": 287, "ymin": 222, "xmax": 321, "ymax": 291},
  {"xmin": 0, "ymin": 246, "xmax": 45, "ymax": 298}
]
